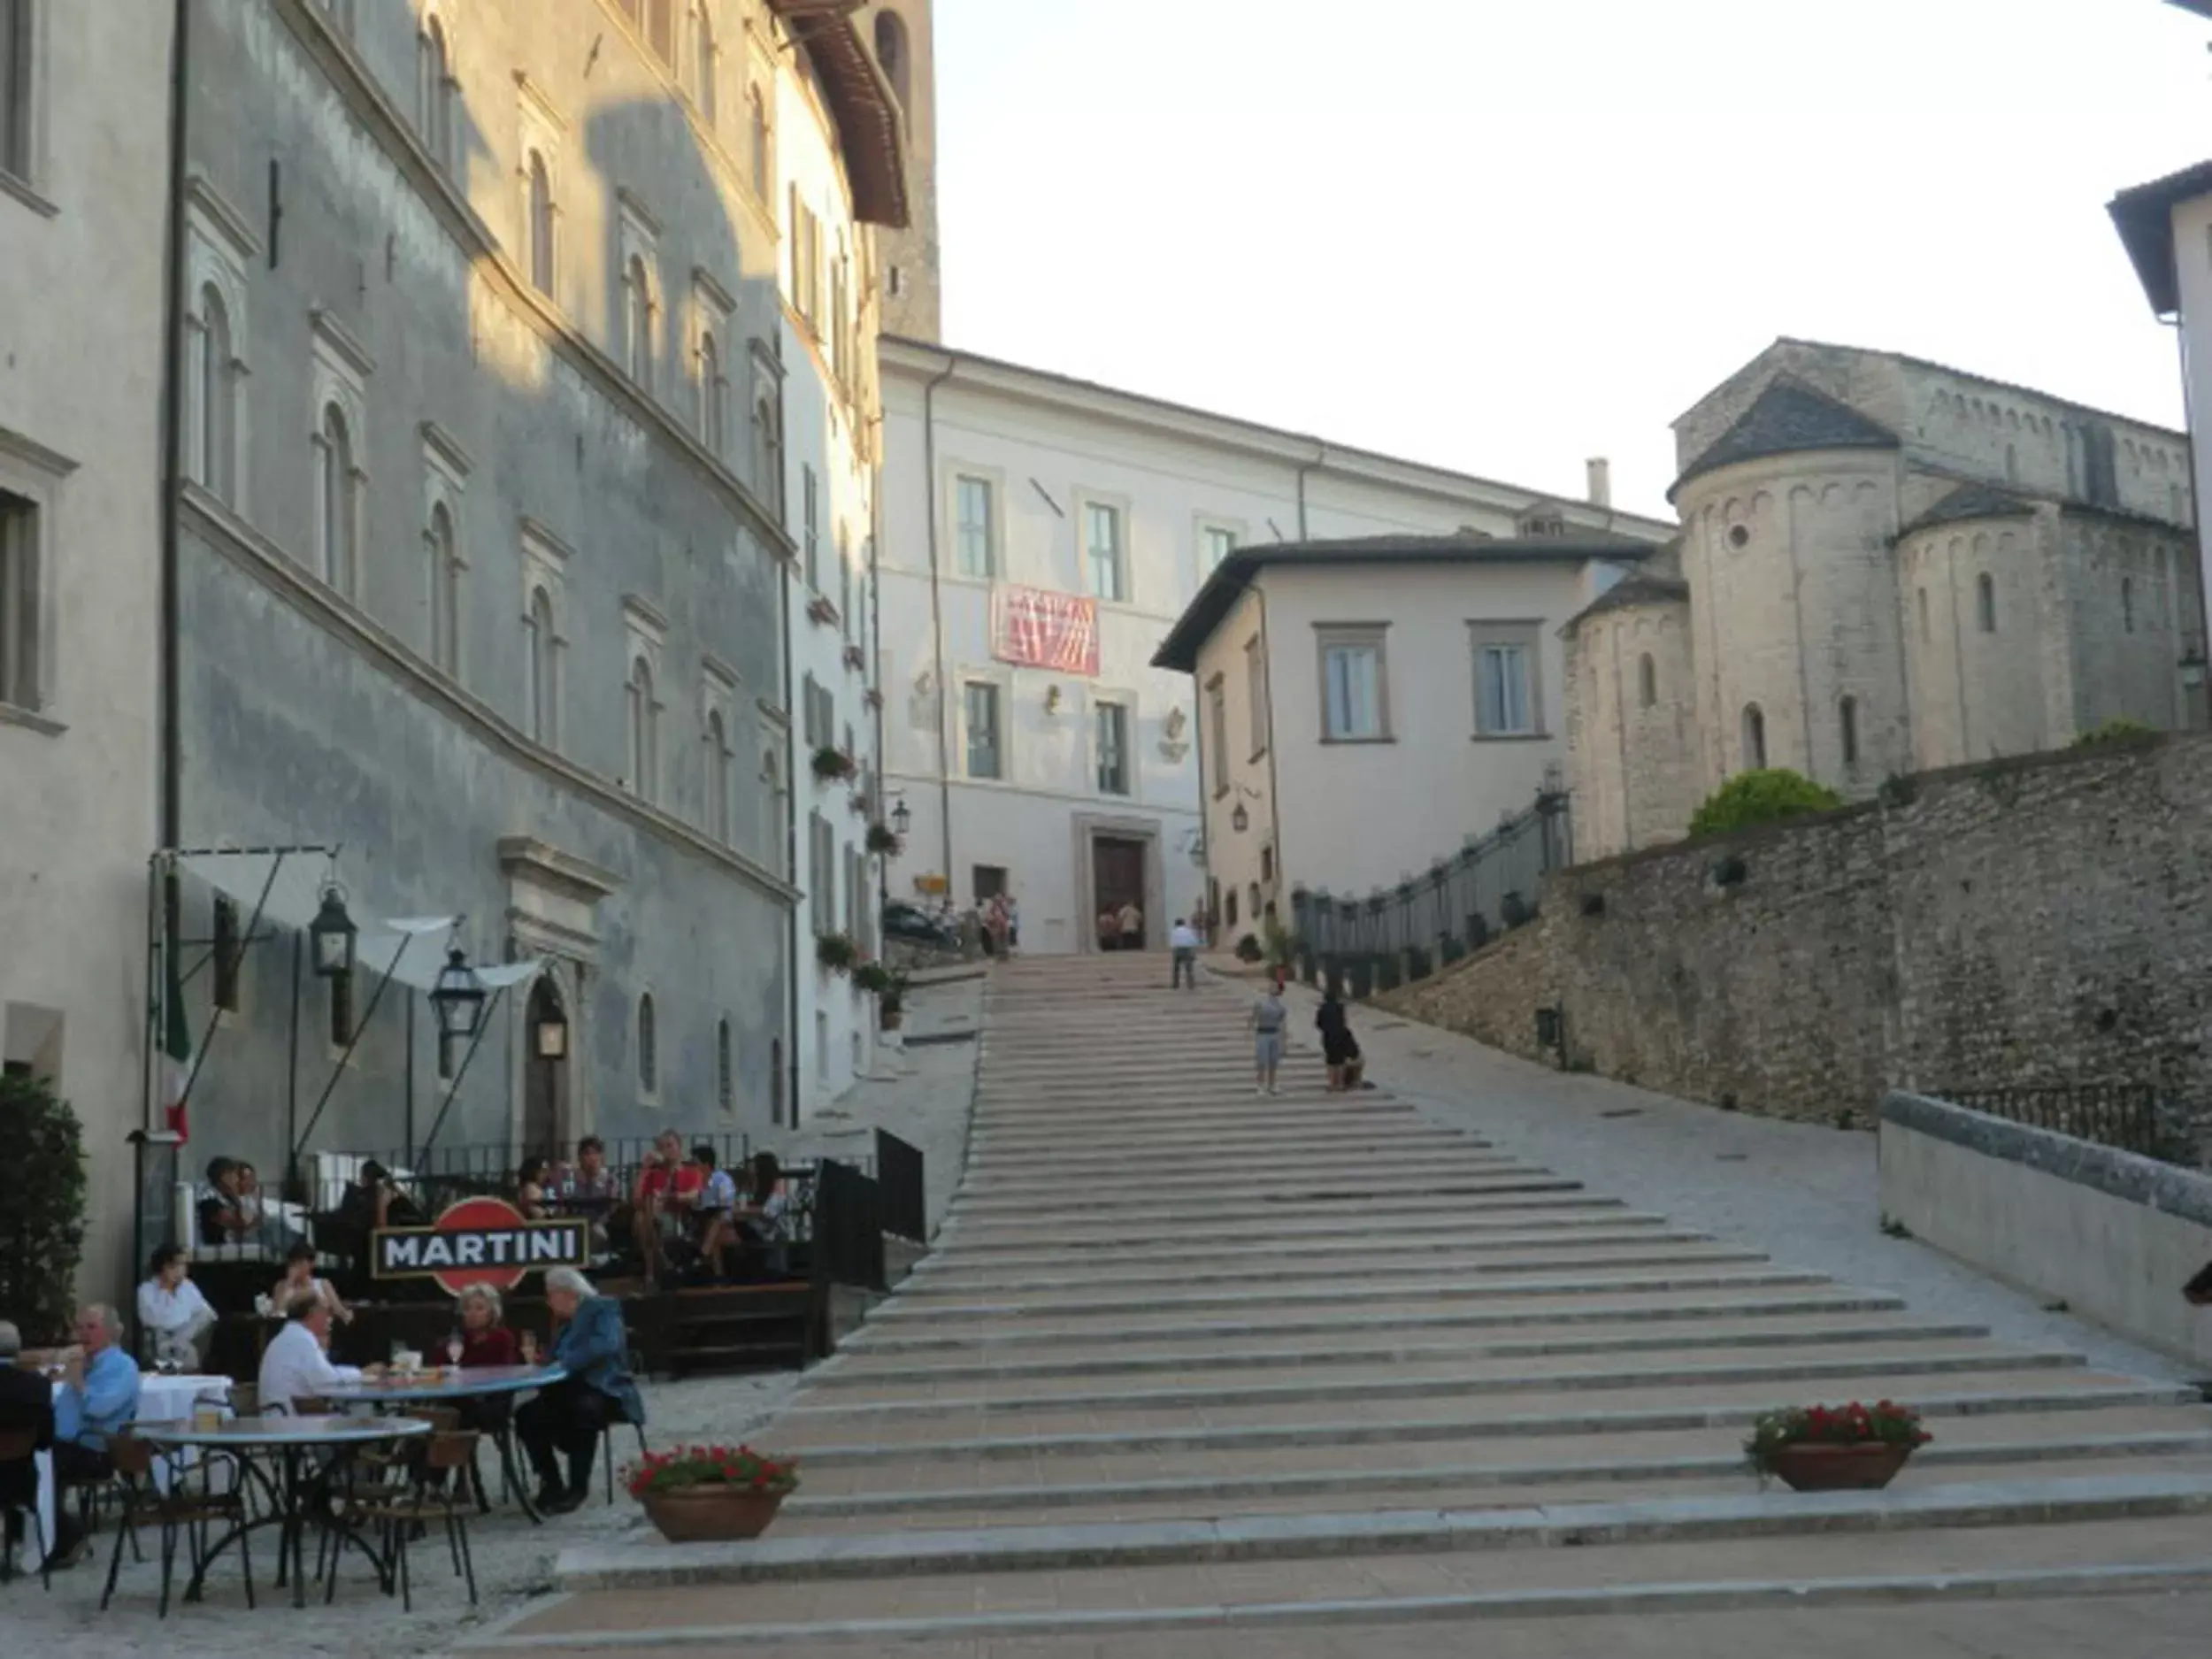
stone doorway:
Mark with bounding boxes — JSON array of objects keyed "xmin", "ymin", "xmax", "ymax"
[
  {"xmin": 1093, "ymin": 834, "xmax": 1147, "ymax": 950},
  {"xmin": 521, "ymin": 974, "xmax": 570, "ymax": 1161}
]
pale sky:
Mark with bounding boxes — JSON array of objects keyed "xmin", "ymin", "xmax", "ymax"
[{"xmin": 933, "ymin": 0, "xmax": 2210, "ymax": 520}]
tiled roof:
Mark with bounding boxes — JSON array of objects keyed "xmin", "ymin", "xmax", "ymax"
[
  {"xmin": 1898, "ymin": 483, "xmax": 2037, "ymax": 538},
  {"xmin": 1671, "ymin": 377, "xmax": 1900, "ymax": 500},
  {"xmin": 1562, "ymin": 571, "xmax": 1692, "ymax": 634}
]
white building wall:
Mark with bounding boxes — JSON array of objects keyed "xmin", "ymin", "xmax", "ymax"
[
  {"xmin": 877, "ymin": 347, "xmax": 1673, "ymax": 952},
  {"xmin": 777, "ymin": 55, "xmax": 880, "ymax": 1111},
  {"xmin": 0, "ymin": 1, "xmax": 173, "ymax": 1307}
]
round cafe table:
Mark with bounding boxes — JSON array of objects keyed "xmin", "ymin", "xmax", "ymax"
[
  {"xmin": 319, "ymin": 1364, "xmax": 567, "ymax": 1522},
  {"xmin": 141, "ymin": 1415, "xmax": 433, "ymax": 1609}
]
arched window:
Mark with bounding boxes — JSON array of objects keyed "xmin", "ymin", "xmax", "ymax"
[
  {"xmin": 749, "ymin": 88, "xmax": 770, "ymax": 200},
  {"xmin": 717, "ymin": 1017, "xmax": 733, "ymax": 1113},
  {"xmin": 875, "ymin": 11, "xmax": 910, "ymax": 106},
  {"xmin": 2123, "ymin": 576, "xmax": 2136, "ymax": 634},
  {"xmin": 1637, "ymin": 653, "xmax": 1656, "ymax": 710},
  {"xmin": 1839, "ymin": 695, "xmax": 1859, "ymax": 767},
  {"xmin": 418, "ymin": 17, "xmax": 453, "ymax": 173},
  {"xmin": 636, "ymin": 992, "xmax": 657, "ymax": 1093},
  {"xmin": 426, "ymin": 501, "xmax": 460, "ymax": 674},
  {"xmin": 1916, "ymin": 586, "xmax": 1930, "ymax": 642},
  {"xmin": 1740, "ymin": 703, "xmax": 1767, "ymax": 771},
  {"xmin": 692, "ymin": 4, "xmax": 716, "ymax": 120},
  {"xmin": 698, "ymin": 330, "xmax": 725, "ymax": 455},
  {"xmin": 770, "ymin": 1035, "xmax": 784, "ymax": 1126},
  {"xmin": 752, "ymin": 392, "xmax": 781, "ymax": 507},
  {"xmin": 706, "ymin": 708, "xmax": 731, "ymax": 842},
  {"xmin": 1225, "ymin": 890, "xmax": 1239, "ymax": 929},
  {"xmin": 196, "ymin": 284, "xmax": 234, "ymax": 503},
  {"xmin": 626, "ymin": 255, "xmax": 655, "ymax": 389},
  {"xmin": 2004, "ymin": 442, "xmax": 2018, "ymax": 483},
  {"xmin": 1976, "ymin": 572, "xmax": 1997, "ymax": 634},
  {"xmin": 526, "ymin": 151, "xmax": 556, "ymax": 297},
  {"xmin": 316, "ymin": 403, "xmax": 357, "ymax": 593},
  {"xmin": 646, "ymin": 0, "xmax": 674, "ymax": 62},
  {"xmin": 628, "ymin": 655, "xmax": 658, "ymax": 801}
]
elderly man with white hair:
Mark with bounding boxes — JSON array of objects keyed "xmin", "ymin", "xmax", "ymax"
[
  {"xmin": 513, "ymin": 1267, "xmax": 643, "ymax": 1514},
  {"xmin": 42, "ymin": 1304, "xmax": 139, "ymax": 1567}
]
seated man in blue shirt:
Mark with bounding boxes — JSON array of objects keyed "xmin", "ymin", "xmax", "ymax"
[
  {"xmin": 515, "ymin": 1268, "xmax": 643, "ymax": 1514},
  {"xmin": 46, "ymin": 1303, "xmax": 140, "ymax": 1568}
]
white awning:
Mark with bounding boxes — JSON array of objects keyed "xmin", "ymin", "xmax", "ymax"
[{"xmin": 175, "ymin": 851, "xmax": 546, "ymax": 994}]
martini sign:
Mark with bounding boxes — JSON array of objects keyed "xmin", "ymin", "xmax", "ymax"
[{"xmin": 373, "ymin": 1196, "xmax": 588, "ymax": 1297}]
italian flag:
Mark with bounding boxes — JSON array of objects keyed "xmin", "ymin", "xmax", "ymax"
[{"xmin": 162, "ymin": 935, "xmax": 192, "ymax": 1142}]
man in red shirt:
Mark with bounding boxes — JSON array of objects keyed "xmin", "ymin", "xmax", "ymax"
[{"xmin": 630, "ymin": 1130, "xmax": 704, "ymax": 1280}]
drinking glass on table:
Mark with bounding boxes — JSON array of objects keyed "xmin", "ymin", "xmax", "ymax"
[
  {"xmin": 446, "ymin": 1331, "xmax": 465, "ymax": 1369},
  {"xmin": 519, "ymin": 1329, "xmax": 540, "ymax": 1366}
]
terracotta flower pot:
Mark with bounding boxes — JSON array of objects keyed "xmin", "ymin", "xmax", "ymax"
[
  {"xmin": 1764, "ymin": 1441, "xmax": 1916, "ymax": 1493},
  {"xmin": 640, "ymin": 1486, "xmax": 787, "ymax": 1542}
]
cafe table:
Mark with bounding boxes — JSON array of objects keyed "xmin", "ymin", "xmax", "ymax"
[
  {"xmin": 142, "ymin": 1414, "xmax": 433, "ymax": 1609},
  {"xmin": 319, "ymin": 1363, "xmax": 568, "ymax": 1521},
  {"xmin": 34, "ymin": 1371, "xmax": 233, "ymax": 1563}
]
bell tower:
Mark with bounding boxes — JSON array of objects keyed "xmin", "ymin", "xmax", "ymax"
[{"xmin": 864, "ymin": 0, "xmax": 941, "ymax": 342}]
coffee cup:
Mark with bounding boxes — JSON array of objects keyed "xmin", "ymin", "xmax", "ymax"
[{"xmin": 193, "ymin": 1407, "xmax": 222, "ymax": 1432}]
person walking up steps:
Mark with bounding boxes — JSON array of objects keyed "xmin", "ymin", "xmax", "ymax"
[
  {"xmin": 1169, "ymin": 917, "xmax": 1200, "ymax": 988},
  {"xmin": 1250, "ymin": 979, "xmax": 1287, "ymax": 1094}
]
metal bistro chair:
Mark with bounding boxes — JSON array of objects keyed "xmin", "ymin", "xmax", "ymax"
[
  {"xmin": 600, "ymin": 1416, "xmax": 649, "ymax": 1504},
  {"xmin": 99, "ymin": 1432, "xmax": 253, "ymax": 1617},
  {"xmin": 351, "ymin": 1429, "xmax": 480, "ymax": 1610},
  {"xmin": 0, "ymin": 1426, "xmax": 48, "ymax": 1589}
]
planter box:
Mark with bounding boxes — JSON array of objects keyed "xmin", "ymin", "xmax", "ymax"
[
  {"xmin": 641, "ymin": 1487, "xmax": 787, "ymax": 1542},
  {"xmin": 1763, "ymin": 1443, "xmax": 1916, "ymax": 1493}
]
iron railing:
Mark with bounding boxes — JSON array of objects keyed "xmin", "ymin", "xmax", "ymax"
[
  {"xmin": 811, "ymin": 1156, "xmax": 886, "ymax": 1292},
  {"xmin": 876, "ymin": 1129, "xmax": 927, "ymax": 1243},
  {"xmin": 301, "ymin": 1133, "xmax": 771, "ymax": 1217},
  {"xmin": 1290, "ymin": 788, "xmax": 1571, "ymax": 990},
  {"xmin": 1940, "ymin": 1082, "xmax": 2183, "ymax": 1162}
]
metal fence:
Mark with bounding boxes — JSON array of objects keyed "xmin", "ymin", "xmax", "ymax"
[
  {"xmin": 1290, "ymin": 788, "xmax": 1571, "ymax": 989},
  {"xmin": 811, "ymin": 1156, "xmax": 887, "ymax": 1292},
  {"xmin": 1941, "ymin": 1081, "xmax": 2187, "ymax": 1163},
  {"xmin": 876, "ymin": 1128, "xmax": 927, "ymax": 1244},
  {"xmin": 305, "ymin": 1133, "xmax": 773, "ymax": 1217}
]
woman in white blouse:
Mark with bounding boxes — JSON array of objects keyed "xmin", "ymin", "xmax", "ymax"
[{"xmin": 137, "ymin": 1243, "xmax": 218, "ymax": 1369}]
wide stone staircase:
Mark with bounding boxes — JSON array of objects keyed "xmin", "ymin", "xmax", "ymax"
[{"xmin": 474, "ymin": 955, "xmax": 2212, "ymax": 1655}]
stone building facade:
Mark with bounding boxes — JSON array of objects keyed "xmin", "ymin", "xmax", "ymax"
[
  {"xmin": 0, "ymin": 0, "xmax": 175, "ymax": 1301},
  {"xmin": 165, "ymin": 0, "xmax": 903, "ymax": 1189},
  {"xmin": 1568, "ymin": 340, "xmax": 2205, "ymax": 860},
  {"xmin": 863, "ymin": 0, "xmax": 939, "ymax": 342}
]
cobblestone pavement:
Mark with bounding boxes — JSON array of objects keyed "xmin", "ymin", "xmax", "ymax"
[
  {"xmin": 0, "ymin": 976, "xmax": 984, "ymax": 1657},
  {"xmin": 475, "ymin": 955, "xmax": 2212, "ymax": 1657}
]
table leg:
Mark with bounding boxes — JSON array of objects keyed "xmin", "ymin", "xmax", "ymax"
[{"xmin": 498, "ymin": 1425, "xmax": 544, "ymax": 1525}]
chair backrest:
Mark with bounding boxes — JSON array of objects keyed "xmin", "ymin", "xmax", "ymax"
[
  {"xmin": 108, "ymin": 1433, "xmax": 156, "ymax": 1479},
  {"xmin": 421, "ymin": 1429, "xmax": 480, "ymax": 1472},
  {"xmin": 227, "ymin": 1382, "xmax": 258, "ymax": 1417},
  {"xmin": 418, "ymin": 1405, "xmax": 462, "ymax": 1433}
]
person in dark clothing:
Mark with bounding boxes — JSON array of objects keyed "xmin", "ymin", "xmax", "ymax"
[
  {"xmin": 515, "ymin": 1268, "xmax": 642, "ymax": 1515},
  {"xmin": 1317, "ymin": 987, "xmax": 1363, "ymax": 1093},
  {"xmin": 0, "ymin": 1320, "xmax": 56, "ymax": 1562}
]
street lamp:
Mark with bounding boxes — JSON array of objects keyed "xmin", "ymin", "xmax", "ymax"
[
  {"xmin": 308, "ymin": 883, "xmax": 357, "ymax": 979},
  {"xmin": 534, "ymin": 1001, "xmax": 569, "ymax": 1059},
  {"xmin": 428, "ymin": 947, "xmax": 488, "ymax": 1042},
  {"xmin": 891, "ymin": 796, "xmax": 912, "ymax": 837},
  {"xmin": 1231, "ymin": 803, "xmax": 1249, "ymax": 834}
]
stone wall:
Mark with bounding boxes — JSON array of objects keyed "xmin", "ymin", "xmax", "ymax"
[{"xmin": 1388, "ymin": 731, "xmax": 2212, "ymax": 1144}]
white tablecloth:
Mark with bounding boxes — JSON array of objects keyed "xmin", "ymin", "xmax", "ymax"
[{"xmin": 34, "ymin": 1373, "xmax": 232, "ymax": 1557}]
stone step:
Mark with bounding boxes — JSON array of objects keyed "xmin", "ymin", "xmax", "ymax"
[
  {"xmin": 810, "ymin": 1312, "xmax": 1994, "ymax": 1387},
  {"xmin": 773, "ymin": 1376, "xmax": 2196, "ymax": 1465},
  {"xmin": 866, "ymin": 1258, "xmax": 1791, "ymax": 1325},
  {"xmin": 784, "ymin": 1404, "xmax": 2212, "ymax": 1508},
  {"xmin": 969, "ymin": 1091, "xmax": 1368, "ymax": 1119},
  {"xmin": 780, "ymin": 1440, "xmax": 2212, "ymax": 1531},
  {"xmin": 932, "ymin": 1195, "xmax": 1637, "ymax": 1249},
  {"xmin": 474, "ymin": 1517, "xmax": 2212, "ymax": 1651},
  {"xmin": 547, "ymin": 1473, "xmax": 2212, "ymax": 1594},
  {"xmin": 905, "ymin": 1233, "xmax": 1738, "ymax": 1296},
  {"xmin": 944, "ymin": 1174, "xmax": 1585, "ymax": 1221},
  {"xmin": 955, "ymin": 1156, "xmax": 1530, "ymax": 1198},
  {"xmin": 780, "ymin": 1344, "xmax": 2084, "ymax": 1426},
  {"xmin": 838, "ymin": 1288, "xmax": 1919, "ymax": 1356},
  {"xmin": 914, "ymin": 1210, "xmax": 1670, "ymax": 1267}
]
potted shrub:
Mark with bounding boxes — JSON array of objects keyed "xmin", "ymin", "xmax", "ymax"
[
  {"xmin": 816, "ymin": 932, "xmax": 858, "ymax": 973},
  {"xmin": 865, "ymin": 822, "xmax": 900, "ymax": 856},
  {"xmin": 879, "ymin": 975, "xmax": 908, "ymax": 1032},
  {"xmin": 627, "ymin": 1443, "xmax": 799, "ymax": 1541},
  {"xmin": 1745, "ymin": 1400, "xmax": 1930, "ymax": 1492},
  {"xmin": 810, "ymin": 745, "xmax": 856, "ymax": 783}
]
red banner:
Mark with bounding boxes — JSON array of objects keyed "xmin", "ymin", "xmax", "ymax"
[{"xmin": 993, "ymin": 587, "xmax": 1100, "ymax": 676}]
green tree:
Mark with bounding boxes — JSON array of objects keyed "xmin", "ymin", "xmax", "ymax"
[
  {"xmin": 2072, "ymin": 718, "xmax": 2157, "ymax": 750},
  {"xmin": 1688, "ymin": 769, "xmax": 1844, "ymax": 839},
  {"xmin": 0, "ymin": 1071, "xmax": 88, "ymax": 1343}
]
